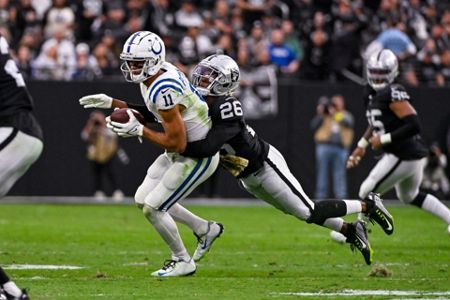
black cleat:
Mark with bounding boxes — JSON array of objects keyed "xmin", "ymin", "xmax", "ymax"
[
  {"xmin": 363, "ymin": 192, "xmax": 394, "ymax": 235},
  {"xmin": 345, "ymin": 220, "xmax": 373, "ymax": 265}
]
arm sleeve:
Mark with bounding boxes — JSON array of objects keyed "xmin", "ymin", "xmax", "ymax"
[
  {"xmin": 390, "ymin": 114, "xmax": 421, "ymax": 141},
  {"xmin": 183, "ymin": 121, "xmax": 241, "ymax": 158},
  {"xmin": 310, "ymin": 115, "xmax": 324, "ymax": 131},
  {"xmin": 127, "ymin": 103, "xmax": 158, "ymax": 123}
]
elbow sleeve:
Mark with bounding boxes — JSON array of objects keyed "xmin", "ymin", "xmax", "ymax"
[{"xmin": 390, "ymin": 114, "xmax": 421, "ymax": 141}]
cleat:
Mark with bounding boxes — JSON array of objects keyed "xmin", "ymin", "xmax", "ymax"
[
  {"xmin": 345, "ymin": 220, "xmax": 373, "ymax": 265},
  {"xmin": 0, "ymin": 289, "xmax": 30, "ymax": 300},
  {"xmin": 363, "ymin": 192, "xmax": 394, "ymax": 235},
  {"xmin": 193, "ymin": 221, "xmax": 224, "ymax": 262},
  {"xmin": 151, "ymin": 259, "xmax": 196, "ymax": 277}
]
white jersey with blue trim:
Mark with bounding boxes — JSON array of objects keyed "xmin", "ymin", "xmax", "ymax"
[{"xmin": 140, "ymin": 62, "xmax": 211, "ymax": 142}]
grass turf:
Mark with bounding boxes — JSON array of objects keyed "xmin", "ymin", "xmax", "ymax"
[{"xmin": 0, "ymin": 203, "xmax": 449, "ymax": 299}]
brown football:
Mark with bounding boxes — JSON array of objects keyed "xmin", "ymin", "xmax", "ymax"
[{"xmin": 110, "ymin": 108, "xmax": 145, "ymax": 124}]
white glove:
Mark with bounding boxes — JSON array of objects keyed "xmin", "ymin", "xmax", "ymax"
[
  {"xmin": 79, "ymin": 93, "xmax": 113, "ymax": 109},
  {"xmin": 106, "ymin": 110, "xmax": 144, "ymax": 138}
]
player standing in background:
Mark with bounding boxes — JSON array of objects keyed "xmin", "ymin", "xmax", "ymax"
[
  {"xmin": 0, "ymin": 34, "xmax": 42, "ymax": 299},
  {"xmin": 79, "ymin": 31, "xmax": 220, "ymax": 277},
  {"xmin": 174, "ymin": 54, "xmax": 394, "ymax": 265},
  {"xmin": 332, "ymin": 49, "xmax": 450, "ymax": 242}
]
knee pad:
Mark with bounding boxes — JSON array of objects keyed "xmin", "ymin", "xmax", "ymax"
[{"xmin": 307, "ymin": 200, "xmax": 346, "ymax": 225}]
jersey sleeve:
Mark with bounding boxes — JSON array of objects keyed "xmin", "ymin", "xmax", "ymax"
[
  {"xmin": 389, "ymin": 84, "xmax": 411, "ymax": 103},
  {"xmin": 148, "ymin": 77, "xmax": 186, "ymax": 110}
]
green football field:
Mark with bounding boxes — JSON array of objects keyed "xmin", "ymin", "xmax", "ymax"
[{"xmin": 0, "ymin": 202, "xmax": 449, "ymax": 300}]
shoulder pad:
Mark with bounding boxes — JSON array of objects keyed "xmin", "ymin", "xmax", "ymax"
[{"xmin": 149, "ymin": 76, "xmax": 185, "ymax": 110}]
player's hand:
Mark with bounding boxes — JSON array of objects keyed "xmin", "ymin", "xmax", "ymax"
[
  {"xmin": 220, "ymin": 154, "xmax": 249, "ymax": 177},
  {"xmin": 347, "ymin": 147, "xmax": 365, "ymax": 169},
  {"xmin": 369, "ymin": 133, "xmax": 382, "ymax": 150},
  {"xmin": 79, "ymin": 93, "xmax": 113, "ymax": 109},
  {"xmin": 106, "ymin": 110, "xmax": 144, "ymax": 138}
]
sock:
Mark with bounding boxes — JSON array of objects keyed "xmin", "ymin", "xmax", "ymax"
[
  {"xmin": 322, "ymin": 217, "xmax": 345, "ymax": 231},
  {"xmin": 343, "ymin": 200, "xmax": 363, "ymax": 214},
  {"xmin": 168, "ymin": 204, "xmax": 209, "ymax": 236},
  {"xmin": 145, "ymin": 208, "xmax": 190, "ymax": 261},
  {"xmin": 3, "ymin": 281, "xmax": 22, "ymax": 297},
  {"xmin": 0, "ymin": 267, "xmax": 9, "ymax": 285},
  {"xmin": 420, "ymin": 194, "xmax": 450, "ymax": 224}
]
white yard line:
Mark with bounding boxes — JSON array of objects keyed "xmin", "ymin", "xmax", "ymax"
[
  {"xmin": 3, "ymin": 264, "xmax": 85, "ymax": 270},
  {"xmin": 276, "ymin": 289, "xmax": 450, "ymax": 297}
]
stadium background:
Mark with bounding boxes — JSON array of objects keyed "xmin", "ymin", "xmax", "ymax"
[{"xmin": 8, "ymin": 80, "xmax": 450, "ymax": 199}]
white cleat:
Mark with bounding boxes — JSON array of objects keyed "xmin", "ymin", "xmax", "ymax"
[
  {"xmin": 193, "ymin": 221, "xmax": 224, "ymax": 262},
  {"xmin": 151, "ymin": 259, "xmax": 196, "ymax": 277},
  {"xmin": 330, "ymin": 230, "xmax": 347, "ymax": 244}
]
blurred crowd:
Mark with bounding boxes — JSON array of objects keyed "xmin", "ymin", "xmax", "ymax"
[{"xmin": 1, "ymin": 0, "xmax": 450, "ymax": 86}]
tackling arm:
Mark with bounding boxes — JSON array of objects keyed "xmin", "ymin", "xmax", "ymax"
[{"xmin": 183, "ymin": 121, "xmax": 241, "ymax": 158}]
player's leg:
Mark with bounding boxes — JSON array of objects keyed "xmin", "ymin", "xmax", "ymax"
[
  {"xmin": 0, "ymin": 266, "xmax": 29, "ymax": 299},
  {"xmin": 141, "ymin": 153, "xmax": 219, "ymax": 276},
  {"xmin": 396, "ymin": 158, "xmax": 450, "ymax": 231},
  {"xmin": 0, "ymin": 128, "xmax": 43, "ymax": 197},
  {"xmin": 169, "ymin": 204, "xmax": 224, "ymax": 262}
]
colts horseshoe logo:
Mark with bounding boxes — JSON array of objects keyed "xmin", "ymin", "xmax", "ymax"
[{"xmin": 150, "ymin": 40, "xmax": 162, "ymax": 55}]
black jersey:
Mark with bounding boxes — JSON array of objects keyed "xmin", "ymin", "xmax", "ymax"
[
  {"xmin": 0, "ymin": 36, "xmax": 42, "ymax": 140},
  {"xmin": 363, "ymin": 83, "xmax": 428, "ymax": 160},
  {"xmin": 183, "ymin": 95, "xmax": 270, "ymax": 178}
]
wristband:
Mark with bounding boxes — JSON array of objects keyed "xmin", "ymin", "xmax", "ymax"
[
  {"xmin": 380, "ymin": 133, "xmax": 392, "ymax": 144},
  {"xmin": 357, "ymin": 138, "xmax": 369, "ymax": 149}
]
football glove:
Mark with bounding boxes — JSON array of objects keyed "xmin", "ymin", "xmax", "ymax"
[
  {"xmin": 106, "ymin": 110, "xmax": 144, "ymax": 138},
  {"xmin": 220, "ymin": 154, "xmax": 249, "ymax": 177},
  {"xmin": 79, "ymin": 93, "xmax": 113, "ymax": 109}
]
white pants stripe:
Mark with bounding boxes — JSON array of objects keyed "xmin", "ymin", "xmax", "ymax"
[
  {"xmin": 0, "ymin": 127, "xmax": 43, "ymax": 197},
  {"xmin": 241, "ymin": 145, "xmax": 315, "ymax": 221},
  {"xmin": 359, "ymin": 153, "xmax": 426, "ymax": 203}
]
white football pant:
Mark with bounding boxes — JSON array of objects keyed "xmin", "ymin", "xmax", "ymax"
[{"xmin": 0, "ymin": 127, "xmax": 43, "ymax": 198}]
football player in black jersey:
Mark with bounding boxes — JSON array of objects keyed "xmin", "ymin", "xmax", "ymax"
[
  {"xmin": 165, "ymin": 54, "xmax": 395, "ymax": 266},
  {"xmin": 0, "ymin": 35, "xmax": 40, "ymax": 299},
  {"xmin": 334, "ymin": 49, "xmax": 450, "ymax": 240}
]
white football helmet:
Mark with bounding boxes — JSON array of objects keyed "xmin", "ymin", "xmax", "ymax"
[
  {"xmin": 191, "ymin": 54, "xmax": 240, "ymax": 96},
  {"xmin": 120, "ymin": 31, "xmax": 165, "ymax": 83},
  {"xmin": 366, "ymin": 49, "xmax": 399, "ymax": 91}
]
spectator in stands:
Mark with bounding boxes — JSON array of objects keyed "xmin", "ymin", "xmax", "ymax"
[
  {"xmin": 281, "ymin": 19, "xmax": 303, "ymax": 62},
  {"xmin": 215, "ymin": 33, "xmax": 236, "ymax": 58},
  {"xmin": 299, "ymin": 27, "xmax": 331, "ymax": 80},
  {"xmin": 174, "ymin": 0, "xmax": 203, "ymax": 31},
  {"xmin": 14, "ymin": 44, "xmax": 34, "ymax": 78},
  {"xmin": 81, "ymin": 111, "xmax": 124, "ymax": 202},
  {"xmin": 38, "ymin": 29, "xmax": 76, "ymax": 77},
  {"xmin": 247, "ymin": 20, "xmax": 269, "ymax": 65},
  {"xmin": 237, "ymin": 0, "xmax": 272, "ymax": 32},
  {"xmin": 43, "ymin": 0, "xmax": 75, "ymax": 40},
  {"xmin": 311, "ymin": 94, "xmax": 354, "ymax": 199},
  {"xmin": 96, "ymin": 3, "xmax": 128, "ymax": 44},
  {"xmin": 416, "ymin": 38, "xmax": 441, "ymax": 86},
  {"xmin": 436, "ymin": 49, "xmax": 450, "ymax": 86},
  {"xmin": 178, "ymin": 25, "xmax": 214, "ymax": 74},
  {"xmin": 268, "ymin": 28, "xmax": 299, "ymax": 75},
  {"xmin": 74, "ymin": 0, "xmax": 104, "ymax": 42},
  {"xmin": 145, "ymin": 0, "xmax": 175, "ymax": 37},
  {"xmin": 72, "ymin": 42, "xmax": 101, "ymax": 80},
  {"xmin": 213, "ymin": 0, "xmax": 233, "ymax": 36}
]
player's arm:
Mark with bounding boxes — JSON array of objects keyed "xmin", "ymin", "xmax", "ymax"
[
  {"xmin": 127, "ymin": 103, "xmax": 158, "ymax": 123},
  {"xmin": 370, "ymin": 97, "xmax": 420, "ymax": 150},
  {"xmin": 141, "ymin": 105, "xmax": 187, "ymax": 152},
  {"xmin": 183, "ymin": 121, "xmax": 241, "ymax": 158}
]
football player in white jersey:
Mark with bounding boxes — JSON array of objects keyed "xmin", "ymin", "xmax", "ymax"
[{"xmin": 79, "ymin": 31, "xmax": 220, "ymax": 277}]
